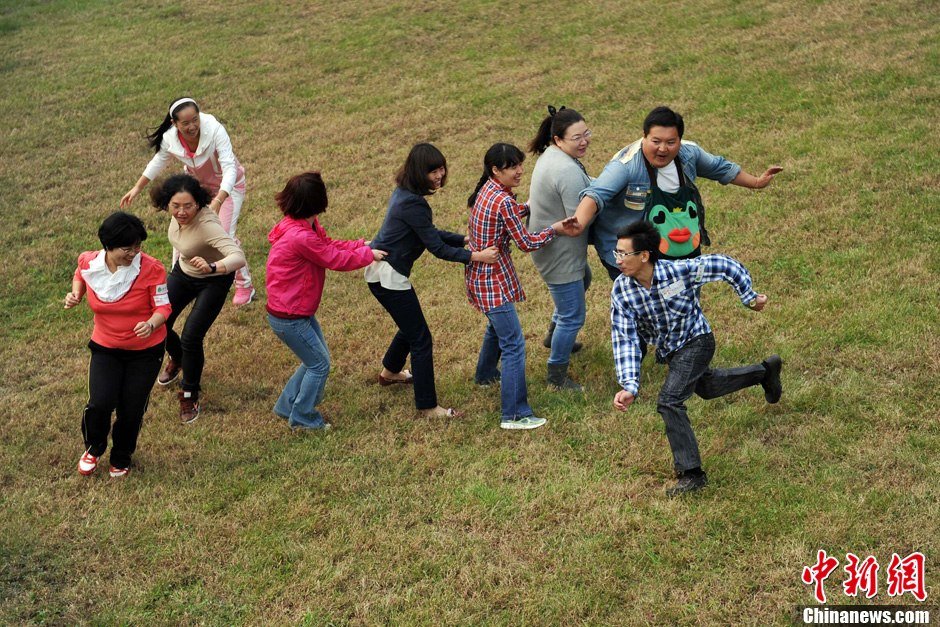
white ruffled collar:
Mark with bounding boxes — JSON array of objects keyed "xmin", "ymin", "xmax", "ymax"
[{"xmin": 80, "ymin": 249, "xmax": 142, "ymax": 302}]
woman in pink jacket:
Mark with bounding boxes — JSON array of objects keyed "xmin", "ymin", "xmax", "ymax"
[
  {"xmin": 266, "ymin": 171, "xmax": 386, "ymax": 431},
  {"xmin": 121, "ymin": 97, "xmax": 255, "ymax": 307}
]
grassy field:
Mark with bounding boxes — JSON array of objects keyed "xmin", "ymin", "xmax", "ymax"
[{"xmin": 1, "ymin": 0, "xmax": 939, "ymax": 623}]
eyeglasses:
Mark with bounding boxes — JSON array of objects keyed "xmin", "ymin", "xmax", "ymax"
[
  {"xmin": 563, "ymin": 129, "xmax": 592, "ymax": 143},
  {"xmin": 118, "ymin": 244, "xmax": 142, "ymax": 254},
  {"xmin": 612, "ymin": 249, "xmax": 643, "ymax": 261},
  {"xmin": 169, "ymin": 202, "xmax": 199, "ymax": 212}
]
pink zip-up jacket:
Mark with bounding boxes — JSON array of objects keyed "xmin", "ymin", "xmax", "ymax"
[{"xmin": 265, "ymin": 216, "xmax": 374, "ymax": 318}]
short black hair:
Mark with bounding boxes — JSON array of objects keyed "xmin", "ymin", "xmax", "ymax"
[
  {"xmin": 396, "ymin": 143, "xmax": 447, "ymax": 196},
  {"xmin": 98, "ymin": 211, "xmax": 148, "ymax": 249},
  {"xmin": 643, "ymin": 106, "xmax": 684, "ymax": 138},
  {"xmin": 149, "ymin": 174, "xmax": 212, "ymax": 211},
  {"xmin": 617, "ymin": 220, "xmax": 661, "ymax": 263},
  {"xmin": 276, "ymin": 171, "xmax": 328, "ymax": 218}
]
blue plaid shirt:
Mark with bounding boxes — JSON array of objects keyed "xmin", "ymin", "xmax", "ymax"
[{"xmin": 610, "ymin": 255, "xmax": 759, "ymax": 396}]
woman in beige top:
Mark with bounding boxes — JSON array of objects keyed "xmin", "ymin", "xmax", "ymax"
[{"xmin": 149, "ymin": 174, "xmax": 246, "ymax": 423}]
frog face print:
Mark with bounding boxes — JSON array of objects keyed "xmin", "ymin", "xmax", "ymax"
[{"xmin": 647, "ymin": 200, "xmax": 701, "ymax": 258}]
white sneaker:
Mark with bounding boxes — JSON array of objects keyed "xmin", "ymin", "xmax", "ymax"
[{"xmin": 500, "ymin": 416, "xmax": 547, "ymax": 430}]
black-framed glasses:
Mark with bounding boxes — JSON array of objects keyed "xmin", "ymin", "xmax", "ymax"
[{"xmin": 613, "ymin": 249, "xmax": 643, "ymax": 261}]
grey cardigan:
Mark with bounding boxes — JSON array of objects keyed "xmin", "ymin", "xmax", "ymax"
[{"xmin": 527, "ymin": 145, "xmax": 591, "ymax": 284}]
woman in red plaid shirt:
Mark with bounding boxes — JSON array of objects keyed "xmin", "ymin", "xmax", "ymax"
[{"xmin": 465, "ymin": 143, "xmax": 579, "ymax": 430}]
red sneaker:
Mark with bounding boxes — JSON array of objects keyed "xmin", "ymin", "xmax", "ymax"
[
  {"xmin": 78, "ymin": 450, "xmax": 99, "ymax": 476},
  {"xmin": 108, "ymin": 466, "xmax": 130, "ymax": 478}
]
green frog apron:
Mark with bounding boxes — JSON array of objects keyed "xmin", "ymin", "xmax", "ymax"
[{"xmin": 641, "ymin": 155, "xmax": 711, "ymax": 260}]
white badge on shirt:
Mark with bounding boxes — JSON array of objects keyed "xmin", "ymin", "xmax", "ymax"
[
  {"xmin": 154, "ymin": 283, "xmax": 170, "ymax": 306},
  {"xmin": 659, "ymin": 280, "xmax": 685, "ymax": 299}
]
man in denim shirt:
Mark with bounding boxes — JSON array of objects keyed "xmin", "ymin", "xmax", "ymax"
[{"xmin": 574, "ymin": 106, "xmax": 783, "ymax": 279}]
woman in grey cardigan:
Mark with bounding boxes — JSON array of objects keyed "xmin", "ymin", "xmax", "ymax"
[{"xmin": 527, "ymin": 106, "xmax": 594, "ymax": 391}]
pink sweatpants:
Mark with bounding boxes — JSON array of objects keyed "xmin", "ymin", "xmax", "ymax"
[{"xmin": 218, "ymin": 188, "xmax": 252, "ymax": 290}]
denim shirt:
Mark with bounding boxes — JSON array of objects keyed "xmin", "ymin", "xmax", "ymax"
[{"xmin": 580, "ymin": 139, "xmax": 742, "ymax": 267}]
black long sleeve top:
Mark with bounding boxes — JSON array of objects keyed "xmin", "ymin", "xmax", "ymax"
[{"xmin": 370, "ymin": 187, "xmax": 471, "ymax": 277}]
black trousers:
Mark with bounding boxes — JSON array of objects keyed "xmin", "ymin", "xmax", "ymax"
[
  {"xmin": 82, "ymin": 341, "xmax": 164, "ymax": 469},
  {"xmin": 368, "ymin": 282, "xmax": 437, "ymax": 410},
  {"xmin": 165, "ymin": 265, "xmax": 234, "ymax": 393},
  {"xmin": 658, "ymin": 333, "xmax": 766, "ymax": 472}
]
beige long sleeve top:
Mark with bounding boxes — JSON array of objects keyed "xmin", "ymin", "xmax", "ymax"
[{"xmin": 168, "ymin": 208, "xmax": 246, "ymax": 278}]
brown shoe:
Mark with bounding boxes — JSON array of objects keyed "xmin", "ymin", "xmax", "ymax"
[
  {"xmin": 178, "ymin": 390, "xmax": 200, "ymax": 424},
  {"xmin": 158, "ymin": 357, "xmax": 181, "ymax": 386},
  {"xmin": 378, "ymin": 369, "xmax": 414, "ymax": 386}
]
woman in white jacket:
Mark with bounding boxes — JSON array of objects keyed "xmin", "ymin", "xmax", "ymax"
[{"xmin": 121, "ymin": 97, "xmax": 255, "ymax": 306}]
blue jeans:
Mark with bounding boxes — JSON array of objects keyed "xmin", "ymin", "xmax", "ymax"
[
  {"xmin": 475, "ymin": 302, "xmax": 533, "ymax": 421},
  {"xmin": 546, "ymin": 279, "xmax": 586, "ymax": 365},
  {"xmin": 267, "ymin": 314, "xmax": 330, "ymax": 430}
]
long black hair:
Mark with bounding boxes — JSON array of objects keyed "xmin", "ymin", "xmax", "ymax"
[
  {"xmin": 528, "ymin": 106, "xmax": 585, "ymax": 155},
  {"xmin": 467, "ymin": 143, "xmax": 525, "ymax": 208},
  {"xmin": 146, "ymin": 97, "xmax": 200, "ymax": 154}
]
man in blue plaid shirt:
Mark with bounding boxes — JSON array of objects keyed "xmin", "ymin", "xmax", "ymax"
[{"xmin": 610, "ymin": 221, "xmax": 783, "ymax": 496}]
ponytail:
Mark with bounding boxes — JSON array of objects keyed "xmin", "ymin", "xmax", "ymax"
[
  {"xmin": 528, "ymin": 113, "xmax": 554, "ymax": 155},
  {"xmin": 146, "ymin": 97, "xmax": 200, "ymax": 154},
  {"xmin": 146, "ymin": 114, "xmax": 174, "ymax": 153},
  {"xmin": 467, "ymin": 172, "xmax": 491, "ymax": 208},
  {"xmin": 467, "ymin": 143, "xmax": 526, "ymax": 208},
  {"xmin": 527, "ymin": 105, "xmax": 585, "ymax": 156}
]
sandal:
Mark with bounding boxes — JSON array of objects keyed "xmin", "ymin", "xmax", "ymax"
[
  {"xmin": 421, "ymin": 407, "xmax": 464, "ymax": 418},
  {"xmin": 378, "ymin": 369, "xmax": 414, "ymax": 386}
]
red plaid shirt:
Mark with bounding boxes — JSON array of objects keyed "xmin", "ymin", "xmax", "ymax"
[{"xmin": 465, "ymin": 178, "xmax": 556, "ymax": 312}]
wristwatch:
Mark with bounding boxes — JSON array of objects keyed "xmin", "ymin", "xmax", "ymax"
[{"xmin": 209, "ymin": 262, "xmax": 217, "ymax": 274}]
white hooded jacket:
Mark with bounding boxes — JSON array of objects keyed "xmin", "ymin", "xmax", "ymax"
[{"xmin": 142, "ymin": 112, "xmax": 245, "ymax": 195}]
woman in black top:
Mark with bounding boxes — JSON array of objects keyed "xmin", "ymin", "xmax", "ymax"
[{"xmin": 367, "ymin": 143, "xmax": 497, "ymax": 418}]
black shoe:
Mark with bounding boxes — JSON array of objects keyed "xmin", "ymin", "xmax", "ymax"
[
  {"xmin": 546, "ymin": 363, "xmax": 583, "ymax": 392},
  {"xmin": 666, "ymin": 471, "xmax": 708, "ymax": 497},
  {"xmin": 542, "ymin": 322, "xmax": 583, "ymax": 353},
  {"xmin": 542, "ymin": 321, "xmax": 556, "ymax": 349},
  {"xmin": 475, "ymin": 374, "xmax": 500, "ymax": 387},
  {"xmin": 761, "ymin": 355, "xmax": 783, "ymax": 404}
]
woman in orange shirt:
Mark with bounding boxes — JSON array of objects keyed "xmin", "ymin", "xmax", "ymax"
[{"xmin": 65, "ymin": 212, "xmax": 171, "ymax": 478}]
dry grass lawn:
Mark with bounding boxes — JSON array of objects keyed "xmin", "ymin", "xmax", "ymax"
[{"xmin": 1, "ymin": 0, "xmax": 938, "ymax": 624}]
